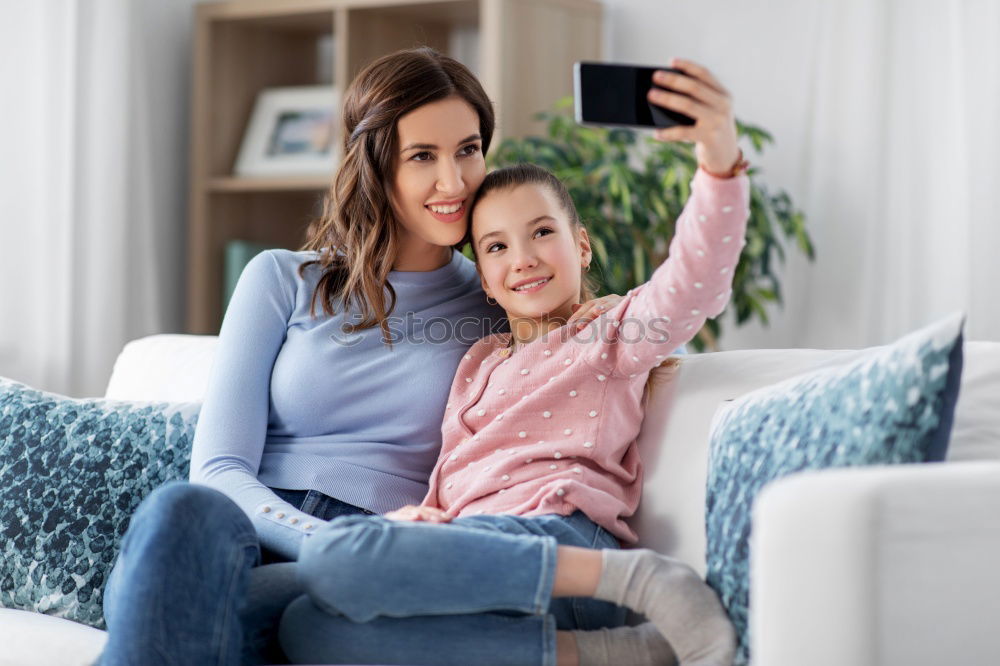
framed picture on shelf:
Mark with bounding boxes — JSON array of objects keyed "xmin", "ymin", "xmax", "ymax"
[{"xmin": 234, "ymin": 85, "xmax": 338, "ymax": 177}]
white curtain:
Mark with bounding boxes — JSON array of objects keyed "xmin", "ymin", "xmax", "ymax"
[
  {"xmin": 605, "ymin": 0, "xmax": 1000, "ymax": 349},
  {"xmin": 0, "ymin": 0, "xmax": 197, "ymax": 396}
]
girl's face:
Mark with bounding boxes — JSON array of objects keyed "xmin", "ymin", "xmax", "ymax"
[
  {"xmin": 472, "ymin": 184, "xmax": 592, "ymax": 321},
  {"xmin": 389, "ymin": 96, "xmax": 486, "ymax": 253}
]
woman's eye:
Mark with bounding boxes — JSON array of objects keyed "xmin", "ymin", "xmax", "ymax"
[
  {"xmin": 461, "ymin": 144, "xmax": 481, "ymax": 157},
  {"xmin": 412, "ymin": 151, "xmax": 433, "ymax": 162}
]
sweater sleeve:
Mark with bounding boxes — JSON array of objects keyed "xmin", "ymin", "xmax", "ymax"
[
  {"xmin": 579, "ymin": 168, "xmax": 750, "ymax": 378},
  {"xmin": 189, "ymin": 250, "xmax": 327, "ymax": 561}
]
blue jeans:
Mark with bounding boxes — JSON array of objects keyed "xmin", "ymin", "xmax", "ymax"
[
  {"xmin": 99, "ymin": 481, "xmax": 371, "ymax": 666},
  {"xmin": 99, "ymin": 482, "xmax": 625, "ymax": 666},
  {"xmin": 279, "ymin": 511, "xmax": 627, "ymax": 666}
]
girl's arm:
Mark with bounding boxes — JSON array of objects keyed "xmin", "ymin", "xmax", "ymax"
[
  {"xmin": 577, "ymin": 58, "xmax": 750, "ymax": 378},
  {"xmin": 189, "ymin": 251, "xmax": 325, "ymax": 561}
]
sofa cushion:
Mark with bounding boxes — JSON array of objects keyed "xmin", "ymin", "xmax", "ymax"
[
  {"xmin": 0, "ymin": 377, "xmax": 198, "ymax": 629},
  {"xmin": 703, "ymin": 312, "xmax": 965, "ymax": 665},
  {"xmin": 0, "ymin": 608, "xmax": 107, "ymax": 665}
]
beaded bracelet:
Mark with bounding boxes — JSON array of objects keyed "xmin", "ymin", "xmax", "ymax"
[{"xmin": 699, "ymin": 147, "xmax": 750, "ymax": 179}]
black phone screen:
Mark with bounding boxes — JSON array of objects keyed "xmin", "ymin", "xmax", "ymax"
[{"xmin": 575, "ymin": 62, "xmax": 696, "ymax": 129}]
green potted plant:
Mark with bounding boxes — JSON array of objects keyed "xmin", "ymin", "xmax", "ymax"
[{"xmin": 484, "ymin": 98, "xmax": 814, "ymax": 351}]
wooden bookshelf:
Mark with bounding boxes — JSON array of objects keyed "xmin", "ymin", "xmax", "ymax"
[
  {"xmin": 187, "ymin": 0, "xmax": 603, "ymax": 333},
  {"xmin": 207, "ymin": 176, "xmax": 334, "ymax": 192}
]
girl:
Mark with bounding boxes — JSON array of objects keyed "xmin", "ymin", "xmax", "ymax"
[{"xmin": 278, "ymin": 67, "xmax": 752, "ymax": 666}]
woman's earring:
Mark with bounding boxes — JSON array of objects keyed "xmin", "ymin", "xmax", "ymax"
[
  {"xmin": 486, "ymin": 296, "xmax": 498, "ymax": 305},
  {"xmin": 584, "ymin": 264, "xmax": 591, "ymax": 272}
]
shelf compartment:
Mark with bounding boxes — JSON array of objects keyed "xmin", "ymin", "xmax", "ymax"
[
  {"xmin": 207, "ymin": 176, "xmax": 333, "ymax": 193},
  {"xmin": 197, "ymin": 8, "xmax": 336, "ymax": 180},
  {"xmin": 188, "ymin": 190, "xmax": 324, "ymax": 334}
]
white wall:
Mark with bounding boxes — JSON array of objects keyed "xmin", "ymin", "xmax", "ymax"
[{"xmin": 602, "ymin": 0, "xmax": 1000, "ymax": 350}]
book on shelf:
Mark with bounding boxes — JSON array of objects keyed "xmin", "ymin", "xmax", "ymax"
[{"xmin": 222, "ymin": 240, "xmax": 276, "ymax": 317}]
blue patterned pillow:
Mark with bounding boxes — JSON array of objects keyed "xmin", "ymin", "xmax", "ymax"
[
  {"xmin": 704, "ymin": 313, "xmax": 965, "ymax": 665},
  {"xmin": 0, "ymin": 377, "xmax": 198, "ymax": 629}
]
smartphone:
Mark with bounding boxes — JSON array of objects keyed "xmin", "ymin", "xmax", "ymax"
[{"xmin": 573, "ymin": 61, "xmax": 696, "ymax": 129}]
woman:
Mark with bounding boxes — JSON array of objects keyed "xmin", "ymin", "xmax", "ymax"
[{"xmin": 98, "ymin": 47, "xmax": 628, "ymax": 665}]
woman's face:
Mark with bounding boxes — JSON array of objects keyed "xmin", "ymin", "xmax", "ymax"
[
  {"xmin": 472, "ymin": 184, "xmax": 591, "ymax": 321},
  {"xmin": 389, "ymin": 95, "xmax": 486, "ymax": 252}
]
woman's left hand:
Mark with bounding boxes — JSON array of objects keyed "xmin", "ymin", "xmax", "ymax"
[
  {"xmin": 385, "ymin": 504, "xmax": 453, "ymax": 523},
  {"xmin": 646, "ymin": 58, "xmax": 741, "ymax": 174},
  {"xmin": 568, "ymin": 293, "xmax": 624, "ymax": 333}
]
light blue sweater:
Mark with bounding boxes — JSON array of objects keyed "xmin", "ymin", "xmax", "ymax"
[{"xmin": 189, "ymin": 248, "xmax": 506, "ymax": 560}]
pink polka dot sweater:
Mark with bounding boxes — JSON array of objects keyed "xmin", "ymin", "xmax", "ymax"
[{"xmin": 420, "ymin": 168, "xmax": 751, "ymax": 543}]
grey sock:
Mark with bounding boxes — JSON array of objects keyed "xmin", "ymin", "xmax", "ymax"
[
  {"xmin": 592, "ymin": 549, "xmax": 736, "ymax": 666},
  {"xmin": 573, "ymin": 622, "xmax": 678, "ymax": 666}
]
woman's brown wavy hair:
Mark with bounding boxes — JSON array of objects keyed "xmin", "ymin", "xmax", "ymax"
[{"xmin": 299, "ymin": 47, "xmax": 495, "ymax": 341}]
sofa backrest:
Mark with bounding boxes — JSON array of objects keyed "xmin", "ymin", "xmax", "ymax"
[
  {"xmin": 106, "ymin": 335, "xmax": 1000, "ymax": 572},
  {"xmin": 632, "ymin": 342, "xmax": 1000, "ymax": 574},
  {"xmin": 105, "ymin": 334, "xmax": 219, "ymax": 402}
]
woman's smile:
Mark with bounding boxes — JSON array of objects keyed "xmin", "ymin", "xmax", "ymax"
[{"xmin": 425, "ymin": 199, "xmax": 467, "ymax": 223}]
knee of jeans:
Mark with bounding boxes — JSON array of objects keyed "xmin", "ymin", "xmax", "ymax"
[
  {"xmin": 297, "ymin": 516, "xmax": 397, "ymax": 614},
  {"xmin": 132, "ymin": 481, "xmax": 255, "ymax": 546},
  {"xmin": 300, "ymin": 515, "xmax": 391, "ymax": 568},
  {"xmin": 279, "ymin": 594, "xmax": 347, "ymax": 664}
]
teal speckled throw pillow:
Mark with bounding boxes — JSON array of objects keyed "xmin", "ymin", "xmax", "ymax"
[
  {"xmin": 0, "ymin": 377, "xmax": 198, "ymax": 629},
  {"xmin": 705, "ymin": 313, "xmax": 965, "ymax": 665}
]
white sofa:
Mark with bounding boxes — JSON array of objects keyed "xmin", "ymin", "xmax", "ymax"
[{"xmin": 3, "ymin": 334, "xmax": 999, "ymax": 666}]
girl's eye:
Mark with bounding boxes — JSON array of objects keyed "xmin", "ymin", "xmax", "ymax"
[{"xmin": 485, "ymin": 227, "xmax": 550, "ymax": 253}]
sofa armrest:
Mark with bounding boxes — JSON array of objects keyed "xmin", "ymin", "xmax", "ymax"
[{"xmin": 750, "ymin": 461, "xmax": 1000, "ymax": 666}]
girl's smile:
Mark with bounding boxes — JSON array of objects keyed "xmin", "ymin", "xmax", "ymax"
[{"xmin": 509, "ymin": 276, "xmax": 553, "ymax": 294}]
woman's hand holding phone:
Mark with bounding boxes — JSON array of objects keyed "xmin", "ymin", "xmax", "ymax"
[{"xmin": 647, "ymin": 58, "xmax": 741, "ymax": 175}]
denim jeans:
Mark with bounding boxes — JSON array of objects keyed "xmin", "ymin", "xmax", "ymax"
[
  {"xmin": 279, "ymin": 511, "xmax": 627, "ymax": 666},
  {"xmin": 99, "ymin": 482, "xmax": 625, "ymax": 666},
  {"xmin": 98, "ymin": 480, "xmax": 370, "ymax": 666}
]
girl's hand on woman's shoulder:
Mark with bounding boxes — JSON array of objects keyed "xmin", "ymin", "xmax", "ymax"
[
  {"xmin": 646, "ymin": 58, "xmax": 741, "ymax": 175},
  {"xmin": 385, "ymin": 504, "xmax": 454, "ymax": 523}
]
